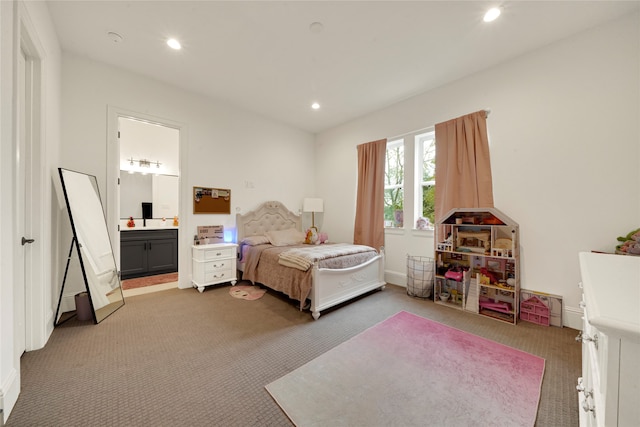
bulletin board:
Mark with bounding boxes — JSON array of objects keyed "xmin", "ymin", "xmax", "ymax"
[{"xmin": 193, "ymin": 187, "xmax": 231, "ymax": 214}]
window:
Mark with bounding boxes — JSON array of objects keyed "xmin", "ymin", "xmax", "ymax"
[
  {"xmin": 384, "ymin": 139, "xmax": 404, "ymax": 227},
  {"xmin": 384, "ymin": 128, "xmax": 435, "ymax": 230},
  {"xmin": 416, "ymin": 131, "xmax": 436, "ymax": 226}
]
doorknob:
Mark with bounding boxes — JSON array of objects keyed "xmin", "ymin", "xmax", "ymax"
[{"xmin": 22, "ymin": 237, "xmax": 35, "ymax": 245}]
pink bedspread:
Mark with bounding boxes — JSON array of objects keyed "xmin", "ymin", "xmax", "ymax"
[{"xmin": 241, "ymin": 244, "xmax": 378, "ymax": 307}]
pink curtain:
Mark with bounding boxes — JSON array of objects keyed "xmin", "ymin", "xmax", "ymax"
[
  {"xmin": 354, "ymin": 139, "xmax": 387, "ymax": 251},
  {"xmin": 434, "ymin": 111, "xmax": 494, "ymax": 223}
]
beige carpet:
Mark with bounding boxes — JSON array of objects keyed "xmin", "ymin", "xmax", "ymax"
[{"xmin": 7, "ymin": 283, "xmax": 581, "ymax": 427}]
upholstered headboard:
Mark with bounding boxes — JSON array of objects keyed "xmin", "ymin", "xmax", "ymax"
[{"xmin": 236, "ymin": 201, "xmax": 302, "ymax": 242}]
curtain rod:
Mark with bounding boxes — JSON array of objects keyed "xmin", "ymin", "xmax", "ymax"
[{"xmin": 388, "ymin": 109, "xmax": 492, "ymax": 141}]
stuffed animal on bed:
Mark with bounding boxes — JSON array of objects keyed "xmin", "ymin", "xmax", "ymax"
[
  {"xmin": 317, "ymin": 232, "xmax": 328, "ymax": 244},
  {"xmin": 305, "ymin": 228, "xmax": 318, "ymax": 244}
]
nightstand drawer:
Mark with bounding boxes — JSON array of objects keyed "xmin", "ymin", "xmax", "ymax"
[
  {"xmin": 193, "ymin": 244, "xmax": 235, "ymax": 261},
  {"xmin": 193, "ymin": 259, "xmax": 233, "ymax": 275},
  {"xmin": 201, "ymin": 267, "xmax": 234, "ymax": 284}
]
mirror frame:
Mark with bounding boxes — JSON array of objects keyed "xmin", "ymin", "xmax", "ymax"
[{"xmin": 55, "ymin": 168, "xmax": 125, "ymax": 325}]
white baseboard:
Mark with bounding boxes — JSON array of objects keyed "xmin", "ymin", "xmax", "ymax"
[
  {"xmin": 1, "ymin": 367, "xmax": 19, "ymax": 424},
  {"xmin": 563, "ymin": 306, "xmax": 583, "ymax": 330},
  {"xmin": 384, "ymin": 270, "xmax": 406, "ymax": 287},
  {"xmin": 385, "ymin": 270, "xmax": 583, "ymax": 330}
]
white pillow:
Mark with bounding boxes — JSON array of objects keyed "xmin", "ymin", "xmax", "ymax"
[
  {"xmin": 266, "ymin": 228, "xmax": 305, "ymax": 247},
  {"xmin": 241, "ymin": 235, "xmax": 270, "ymax": 246}
]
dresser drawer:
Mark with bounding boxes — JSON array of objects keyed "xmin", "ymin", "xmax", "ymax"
[
  {"xmin": 201, "ymin": 267, "xmax": 234, "ymax": 284},
  {"xmin": 193, "ymin": 259, "xmax": 233, "ymax": 275},
  {"xmin": 193, "ymin": 245, "xmax": 235, "ymax": 261},
  {"xmin": 192, "ymin": 261, "xmax": 235, "ymax": 283}
]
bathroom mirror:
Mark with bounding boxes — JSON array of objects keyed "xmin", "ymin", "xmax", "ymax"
[
  {"xmin": 56, "ymin": 168, "xmax": 124, "ymax": 324},
  {"xmin": 120, "ymin": 172, "xmax": 179, "ymax": 220}
]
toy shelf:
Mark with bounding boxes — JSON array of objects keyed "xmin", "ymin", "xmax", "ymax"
[
  {"xmin": 434, "ymin": 274, "xmax": 468, "ymax": 310},
  {"xmin": 520, "ymin": 296, "xmax": 550, "ymax": 326},
  {"xmin": 434, "ymin": 207, "xmax": 520, "ymax": 325}
]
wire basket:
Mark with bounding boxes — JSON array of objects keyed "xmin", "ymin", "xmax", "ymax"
[{"xmin": 406, "ymin": 255, "xmax": 435, "ymax": 298}]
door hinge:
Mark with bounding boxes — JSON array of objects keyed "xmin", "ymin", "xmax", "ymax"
[
  {"xmin": 117, "ymin": 131, "xmax": 120, "ymax": 139},
  {"xmin": 118, "ymin": 177, "xmax": 120, "ymax": 185},
  {"xmin": 117, "ymin": 224, "xmax": 120, "ymax": 232}
]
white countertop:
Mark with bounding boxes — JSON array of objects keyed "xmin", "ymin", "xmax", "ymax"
[
  {"xmin": 121, "ymin": 225, "xmax": 179, "ymax": 231},
  {"xmin": 579, "ymin": 252, "xmax": 640, "ymax": 341}
]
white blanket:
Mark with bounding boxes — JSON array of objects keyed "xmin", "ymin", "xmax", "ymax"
[{"xmin": 278, "ymin": 243, "xmax": 376, "ymax": 271}]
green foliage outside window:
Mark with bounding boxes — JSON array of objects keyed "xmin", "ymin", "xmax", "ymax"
[
  {"xmin": 384, "ymin": 133, "xmax": 435, "ymax": 228},
  {"xmin": 384, "ymin": 144, "xmax": 403, "ymax": 225}
]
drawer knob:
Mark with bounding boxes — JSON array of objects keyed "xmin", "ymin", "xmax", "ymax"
[
  {"xmin": 576, "ymin": 378, "xmax": 593, "ymax": 398},
  {"xmin": 576, "ymin": 331, "xmax": 599, "ymax": 349},
  {"xmin": 581, "ymin": 399, "xmax": 596, "ymax": 415}
]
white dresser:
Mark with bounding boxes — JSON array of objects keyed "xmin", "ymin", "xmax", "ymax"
[
  {"xmin": 577, "ymin": 252, "xmax": 640, "ymax": 427},
  {"xmin": 192, "ymin": 243, "xmax": 237, "ymax": 293}
]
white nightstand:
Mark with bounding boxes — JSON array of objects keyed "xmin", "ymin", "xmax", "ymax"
[{"xmin": 192, "ymin": 243, "xmax": 237, "ymax": 293}]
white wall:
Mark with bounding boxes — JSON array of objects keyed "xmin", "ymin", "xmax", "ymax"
[
  {"xmin": 119, "ymin": 117, "xmax": 180, "ymax": 176},
  {"xmin": 315, "ymin": 13, "xmax": 640, "ymax": 328},
  {"xmin": 0, "ymin": 0, "xmax": 61, "ymax": 422},
  {"xmin": 60, "ymin": 53, "xmax": 316, "ymax": 290}
]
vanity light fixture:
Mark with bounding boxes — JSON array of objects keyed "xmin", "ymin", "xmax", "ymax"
[
  {"xmin": 483, "ymin": 7, "xmax": 502, "ymax": 22},
  {"xmin": 128, "ymin": 158, "xmax": 161, "ymax": 172}
]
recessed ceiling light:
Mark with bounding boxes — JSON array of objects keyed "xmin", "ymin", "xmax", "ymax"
[
  {"xmin": 167, "ymin": 38, "xmax": 181, "ymax": 50},
  {"xmin": 483, "ymin": 7, "xmax": 501, "ymax": 23},
  {"xmin": 311, "ymin": 102, "xmax": 320, "ymax": 110},
  {"xmin": 309, "ymin": 22, "xmax": 324, "ymax": 33},
  {"xmin": 107, "ymin": 31, "xmax": 123, "ymax": 43}
]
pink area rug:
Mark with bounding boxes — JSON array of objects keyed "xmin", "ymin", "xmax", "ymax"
[
  {"xmin": 229, "ymin": 285, "xmax": 267, "ymax": 301},
  {"xmin": 266, "ymin": 311, "xmax": 545, "ymax": 426}
]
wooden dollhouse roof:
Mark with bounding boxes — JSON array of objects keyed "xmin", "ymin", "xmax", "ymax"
[
  {"xmin": 439, "ymin": 207, "xmax": 518, "ymax": 227},
  {"xmin": 522, "ymin": 295, "xmax": 548, "ymax": 307}
]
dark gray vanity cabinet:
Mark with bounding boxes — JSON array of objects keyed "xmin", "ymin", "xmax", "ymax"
[{"xmin": 121, "ymin": 229, "xmax": 178, "ymax": 279}]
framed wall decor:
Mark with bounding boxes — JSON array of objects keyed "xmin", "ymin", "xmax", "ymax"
[{"xmin": 193, "ymin": 186, "xmax": 231, "ymax": 214}]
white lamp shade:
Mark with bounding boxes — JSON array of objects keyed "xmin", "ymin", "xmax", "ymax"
[{"xmin": 303, "ymin": 198, "xmax": 324, "ymax": 213}]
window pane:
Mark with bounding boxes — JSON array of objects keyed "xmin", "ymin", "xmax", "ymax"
[
  {"xmin": 384, "ymin": 188, "xmax": 404, "ymax": 227},
  {"xmin": 385, "ymin": 140, "xmax": 404, "ymax": 227},
  {"xmin": 417, "ymin": 131, "xmax": 435, "ymax": 228},
  {"xmin": 422, "ymin": 184, "xmax": 435, "ymax": 225}
]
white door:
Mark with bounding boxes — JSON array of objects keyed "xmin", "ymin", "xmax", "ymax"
[{"xmin": 15, "ymin": 47, "xmax": 28, "ymax": 358}]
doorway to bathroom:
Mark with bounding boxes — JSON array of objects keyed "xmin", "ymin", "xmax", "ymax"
[{"xmin": 117, "ymin": 116, "xmax": 180, "ymax": 294}]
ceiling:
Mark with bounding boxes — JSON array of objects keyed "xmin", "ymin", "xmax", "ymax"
[{"xmin": 46, "ymin": 1, "xmax": 639, "ymax": 134}]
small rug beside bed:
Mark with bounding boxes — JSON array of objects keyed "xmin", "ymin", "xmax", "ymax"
[
  {"xmin": 265, "ymin": 311, "xmax": 545, "ymax": 427},
  {"xmin": 229, "ymin": 285, "xmax": 267, "ymax": 300}
]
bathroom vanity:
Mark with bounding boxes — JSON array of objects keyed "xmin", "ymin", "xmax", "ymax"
[{"xmin": 120, "ymin": 228, "xmax": 178, "ymax": 279}]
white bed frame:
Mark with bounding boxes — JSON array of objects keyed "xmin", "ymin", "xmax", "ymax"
[{"xmin": 236, "ymin": 201, "xmax": 385, "ymax": 319}]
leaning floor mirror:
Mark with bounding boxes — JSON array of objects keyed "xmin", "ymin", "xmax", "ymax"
[{"xmin": 55, "ymin": 168, "xmax": 124, "ymax": 325}]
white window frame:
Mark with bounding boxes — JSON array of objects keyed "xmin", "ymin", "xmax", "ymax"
[
  {"xmin": 384, "ymin": 139, "xmax": 404, "ymax": 228},
  {"xmin": 384, "ymin": 127, "xmax": 435, "ymax": 231},
  {"xmin": 414, "ymin": 130, "xmax": 436, "ymax": 229}
]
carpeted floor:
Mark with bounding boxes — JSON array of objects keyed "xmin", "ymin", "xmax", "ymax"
[
  {"xmin": 266, "ymin": 311, "xmax": 545, "ymax": 426},
  {"xmin": 7, "ymin": 283, "xmax": 581, "ymax": 426}
]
